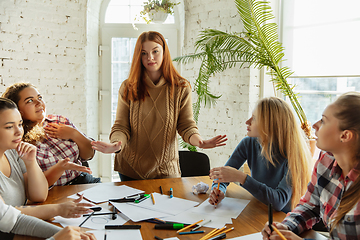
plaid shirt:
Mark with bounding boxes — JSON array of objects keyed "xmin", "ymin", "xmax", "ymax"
[
  {"xmin": 283, "ymin": 151, "xmax": 360, "ymax": 239},
  {"xmin": 36, "ymin": 115, "xmax": 83, "ymax": 186}
]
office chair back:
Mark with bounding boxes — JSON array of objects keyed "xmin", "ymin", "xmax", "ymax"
[{"xmin": 179, "ymin": 150, "xmax": 210, "ymax": 177}]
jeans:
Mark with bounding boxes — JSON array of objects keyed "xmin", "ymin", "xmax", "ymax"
[
  {"xmin": 118, "ymin": 172, "xmax": 137, "ymax": 182},
  {"xmin": 66, "ymin": 172, "xmax": 101, "ymax": 185}
]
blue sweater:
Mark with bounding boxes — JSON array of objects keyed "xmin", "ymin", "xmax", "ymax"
[{"xmin": 213, "ymin": 137, "xmax": 292, "ymax": 212}]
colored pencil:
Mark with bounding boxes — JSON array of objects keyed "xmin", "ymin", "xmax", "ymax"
[
  {"xmin": 151, "ymin": 193, "xmax": 155, "ymax": 205},
  {"xmin": 273, "ymin": 226, "xmax": 287, "ymax": 240}
]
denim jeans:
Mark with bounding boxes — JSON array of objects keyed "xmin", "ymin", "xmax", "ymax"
[{"xmin": 66, "ymin": 172, "xmax": 101, "ymax": 185}]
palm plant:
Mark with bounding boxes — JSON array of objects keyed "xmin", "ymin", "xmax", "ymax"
[{"xmin": 174, "ymin": 0, "xmax": 312, "ymax": 139}]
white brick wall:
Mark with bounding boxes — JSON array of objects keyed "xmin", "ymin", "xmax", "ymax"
[{"xmin": 0, "ymin": 0, "xmax": 262, "ymax": 176}]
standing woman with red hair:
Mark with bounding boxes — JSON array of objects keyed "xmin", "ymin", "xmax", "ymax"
[{"xmin": 91, "ymin": 31, "xmax": 227, "ymax": 181}]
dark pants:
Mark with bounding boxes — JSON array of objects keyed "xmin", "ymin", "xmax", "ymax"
[
  {"xmin": 0, "ymin": 231, "xmax": 14, "ymax": 240},
  {"xmin": 118, "ymin": 172, "xmax": 137, "ymax": 182},
  {"xmin": 66, "ymin": 172, "xmax": 101, "ymax": 185}
]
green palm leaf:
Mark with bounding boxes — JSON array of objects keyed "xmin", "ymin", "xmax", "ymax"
[{"xmin": 174, "ymin": 0, "xmax": 310, "ymax": 151}]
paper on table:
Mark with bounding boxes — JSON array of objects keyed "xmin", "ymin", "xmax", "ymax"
[
  {"xmin": 78, "ymin": 184, "xmax": 144, "ymax": 203},
  {"xmin": 192, "ymin": 197, "xmax": 250, "ymax": 219},
  {"xmin": 127, "ymin": 192, "xmax": 199, "ymax": 215},
  {"xmin": 88, "ymin": 229, "xmax": 143, "ymax": 240},
  {"xmin": 227, "ymin": 232, "xmax": 262, "ymax": 239},
  {"xmin": 162, "ymin": 208, "xmax": 232, "ymax": 229},
  {"xmin": 53, "ymin": 212, "xmax": 129, "ymax": 230},
  {"xmin": 111, "ymin": 201, "xmax": 171, "ymax": 222}
]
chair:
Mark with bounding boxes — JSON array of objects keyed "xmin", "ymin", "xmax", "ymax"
[{"xmin": 178, "ymin": 150, "xmax": 210, "ymax": 177}]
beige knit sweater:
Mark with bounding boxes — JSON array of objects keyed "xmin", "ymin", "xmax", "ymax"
[{"xmin": 109, "ymin": 74, "xmax": 199, "ymax": 179}]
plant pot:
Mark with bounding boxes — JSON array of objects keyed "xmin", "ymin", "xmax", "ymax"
[{"xmin": 149, "ymin": 10, "xmax": 168, "ymax": 23}]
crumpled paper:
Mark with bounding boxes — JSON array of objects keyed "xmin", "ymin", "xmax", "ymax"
[{"xmin": 192, "ymin": 181, "xmax": 209, "ymax": 194}]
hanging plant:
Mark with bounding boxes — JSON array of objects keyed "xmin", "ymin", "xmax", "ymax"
[{"xmin": 138, "ymin": 0, "xmax": 180, "ymax": 24}]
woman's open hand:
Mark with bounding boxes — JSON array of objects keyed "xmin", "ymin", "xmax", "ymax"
[
  {"xmin": 91, "ymin": 141, "xmax": 122, "ymax": 154},
  {"xmin": 198, "ymin": 135, "xmax": 227, "ymax": 149},
  {"xmin": 57, "ymin": 158, "xmax": 92, "ymax": 174},
  {"xmin": 57, "ymin": 195, "xmax": 94, "ymax": 218}
]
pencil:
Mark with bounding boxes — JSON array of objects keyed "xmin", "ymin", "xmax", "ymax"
[
  {"xmin": 151, "ymin": 193, "xmax": 155, "ymax": 205},
  {"xmin": 104, "ymin": 231, "xmax": 107, "ymax": 240},
  {"xmin": 206, "ymin": 226, "xmax": 226, "ymax": 239},
  {"xmin": 176, "ymin": 219, "xmax": 203, "ymax": 233},
  {"xmin": 79, "ymin": 211, "xmax": 94, "ymax": 227},
  {"xmin": 199, "ymin": 228, "xmax": 218, "ymax": 240},
  {"xmin": 273, "ymin": 226, "xmax": 287, "ymax": 240}
]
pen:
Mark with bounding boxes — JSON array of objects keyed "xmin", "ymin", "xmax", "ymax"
[
  {"xmin": 177, "ymin": 219, "xmax": 203, "ymax": 233},
  {"xmin": 109, "ymin": 198, "xmax": 136, "ymax": 203},
  {"xmin": 160, "ymin": 186, "xmax": 163, "ymax": 195},
  {"xmin": 268, "ymin": 203, "xmax": 273, "ymax": 232},
  {"xmin": 170, "ymin": 188, "xmax": 173, "ymax": 198},
  {"xmin": 192, "ymin": 219, "xmax": 212, "ymax": 231},
  {"xmin": 151, "ymin": 193, "xmax": 155, "ymax": 205},
  {"xmin": 105, "ymin": 225, "xmax": 141, "ymax": 229},
  {"xmin": 79, "ymin": 211, "xmax": 94, "ymax": 227},
  {"xmin": 104, "ymin": 231, "xmax": 107, "ymax": 240},
  {"xmin": 83, "ymin": 212, "xmax": 116, "ymax": 217},
  {"xmin": 179, "ymin": 230, "xmax": 205, "ymax": 235},
  {"xmin": 273, "ymin": 226, "xmax": 287, "ymax": 240}
]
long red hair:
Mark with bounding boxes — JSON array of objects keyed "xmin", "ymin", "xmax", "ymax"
[{"xmin": 124, "ymin": 31, "xmax": 186, "ymax": 101}]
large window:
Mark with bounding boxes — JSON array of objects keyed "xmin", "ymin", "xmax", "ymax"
[{"xmin": 281, "ymin": 0, "xmax": 360, "ymax": 124}]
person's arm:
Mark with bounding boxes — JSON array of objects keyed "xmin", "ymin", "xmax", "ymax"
[
  {"xmin": 44, "ymin": 121, "xmax": 94, "ymax": 160},
  {"xmin": 0, "ymin": 195, "xmax": 61, "ymax": 238},
  {"xmin": 42, "ymin": 158, "xmax": 92, "ymax": 187},
  {"xmin": 15, "ymin": 195, "xmax": 94, "ymax": 220},
  {"xmin": 18, "ymin": 142, "xmax": 48, "ymax": 203},
  {"xmin": 109, "ymin": 82, "xmax": 131, "ymax": 146},
  {"xmin": 210, "ymin": 139, "xmax": 250, "ymax": 193}
]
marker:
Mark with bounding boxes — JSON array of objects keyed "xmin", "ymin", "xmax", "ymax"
[
  {"xmin": 160, "ymin": 186, "xmax": 163, "ymax": 195},
  {"xmin": 105, "ymin": 225, "xmax": 141, "ymax": 229},
  {"xmin": 90, "ymin": 206, "xmax": 102, "ymax": 212},
  {"xmin": 154, "ymin": 223, "xmax": 186, "ymax": 230},
  {"xmin": 170, "ymin": 188, "xmax": 173, "ymax": 198},
  {"xmin": 154, "ymin": 236, "xmax": 163, "ymax": 240},
  {"xmin": 268, "ymin": 203, "xmax": 273, "ymax": 232},
  {"xmin": 179, "ymin": 230, "xmax": 205, "ymax": 235},
  {"xmin": 135, "ymin": 194, "xmax": 150, "ymax": 203}
]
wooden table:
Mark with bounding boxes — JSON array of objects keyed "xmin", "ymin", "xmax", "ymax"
[{"xmin": 16, "ymin": 176, "xmax": 326, "ymax": 240}]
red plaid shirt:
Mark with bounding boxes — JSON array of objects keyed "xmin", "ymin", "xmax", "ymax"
[
  {"xmin": 283, "ymin": 151, "xmax": 360, "ymax": 239},
  {"xmin": 36, "ymin": 115, "xmax": 84, "ymax": 186}
]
